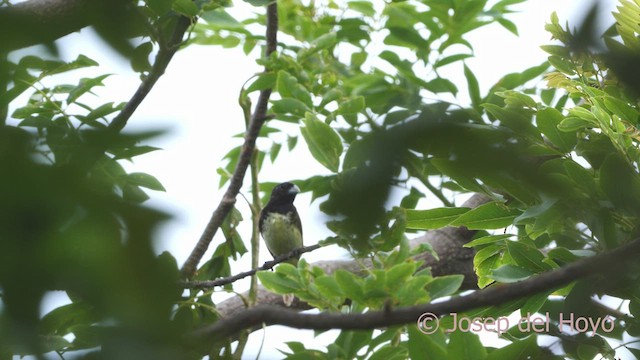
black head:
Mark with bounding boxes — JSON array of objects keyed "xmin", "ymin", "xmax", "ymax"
[{"xmin": 267, "ymin": 182, "xmax": 300, "ymax": 206}]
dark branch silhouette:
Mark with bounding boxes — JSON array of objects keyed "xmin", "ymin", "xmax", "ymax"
[
  {"xmin": 0, "ymin": 0, "xmax": 120, "ymax": 52},
  {"xmin": 180, "ymin": 3, "xmax": 279, "ymax": 278},
  {"xmin": 190, "ymin": 237, "xmax": 640, "ymax": 341}
]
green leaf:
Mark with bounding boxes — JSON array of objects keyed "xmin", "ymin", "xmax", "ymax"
[
  {"xmin": 68, "ymin": 74, "xmax": 111, "ymax": 103},
  {"xmin": 243, "ymin": 0, "xmax": 269, "ymax": 5},
  {"xmin": 320, "ymin": 88, "xmax": 343, "ymax": 107},
  {"xmin": 276, "ymin": 70, "xmax": 312, "ymax": 107},
  {"xmin": 336, "ymin": 96, "xmax": 365, "ymax": 115},
  {"xmin": 599, "ymin": 153, "xmax": 640, "ymax": 214},
  {"xmin": 300, "ymin": 113, "xmax": 343, "ymax": 172},
  {"xmin": 557, "ymin": 117, "xmax": 594, "ymax": 131},
  {"xmin": 485, "ymin": 334, "xmax": 540, "ymax": 360},
  {"xmin": 464, "ymin": 64, "xmax": 481, "ymax": 108},
  {"xmin": 464, "ymin": 234, "xmax": 513, "ymax": 248},
  {"xmin": 450, "ymin": 202, "xmax": 521, "ymax": 229},
  {"xmin": 147, "ymin": 0, "xmax": 173, "ymax": 15},
  {"xmin": 125, "ymin": 172, "xmax": 166, "ymax": 191},
  {"xmin": 79, "ymin": 102, "xmax": 125, "ymax": 125},
  {"xmin": 548, "ymin": 55, "xmax": 575, "ymax": 75},
  {"xmin": 271, "ymin": 98, "xmax": 310, "ymax": 117},
  {"xmin": 246, "ymin": 72, "xmax": 276, "ymax": 93},
  {"xmin": 406, "ymin": 207, "xmax": 470, "ymax": 230},
  {"xmin": 483, "ymin": 103, "xmax": 540, "ymax": 139},
  {"xmin": 540, "ymin": 45, "xmax": 569, "ymax": 57},
  {"xmin": 173, "ymin": 0, "xmax": 199, "ymax": 17},
  {"xmin": 408, "ymin": 325, "xmax": 447, "ymax": 360},
  {"xmin": 111, "ymin": 145, "xmax": 161, "ymax": 160},
  {"xmin": 490, "ymin": 265, "xmax": 534, "ymax": 283},
  {"xmin": 369, "ymin": 344, "xmax": 408, "ymax": 360},
  {"xmin": 201, "ymin": 9, "xmax": 243, "ymax": 29},
  {"xmin": 506, "ymin": 241, "xmax": 549, "ymax": 272},
  {"xmin": 131, "ymin": 42, "xmax": 153, "ymax": 73},
  {"xmin": 473, "ymin": 245, "xmax": 503, "ymax": 268},
  {"xmin": 386, "ymin": 263, "xmax": 417, "ymax": 288},
  {"xmin": 348, "ymin": 1, "xmax": 375, "ymax": 16},
  {"xmin": 335, "ymin": 270, "xmax": 365, "ymax": 303},
  {"xmin": 37, "ymin": 335, "xmax": 71, "ymax": 353},
  {"xmin": 41, "ymin": 301, "xmax": 98, "ymax": 335},
  {"xmin": 476, "ymin": 253, "xmax": 500, "ymax": 288},
  {"xmin": 435, "ymin": 54, "xmax": 473, "ymax": 68},
  {"xmin": 447, "ymin": 331, "xmax": 486, "ymax": 360},
  {"xmin": 536, "ymin": 107, "xmax": 577, "ymax": 152},
  {"xmin": 513, "ymin": 198, "xmax": 558, "ymax": 225},
  {"xmin": 520, "ymin": 291, "xmax": 552, "ymax": 316},
  {"xmin": 426, "ymin": 275, "xmax": 464, "ymax": 299},
  {"xmin": 424, "ymin": 78, "xmax": 458, "ymax": 95},
  {"xmin": 497, "ymin": 18, "xmax": 518, "ymax": 35},
  {"xmin": 315, "ymin": 275, "xmax": 344, "ymax": 299},
  {"xmin": 257, "ymin": 270, "xmax": 300, "ymax": 293},
  {"xmin": 46, "ymin": 54, "xmax": 99, "ymax": 75}
]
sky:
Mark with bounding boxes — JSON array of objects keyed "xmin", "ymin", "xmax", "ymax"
[{"xmin": 9, "ymin": 0, "xmax": 629, "ymax": 358}]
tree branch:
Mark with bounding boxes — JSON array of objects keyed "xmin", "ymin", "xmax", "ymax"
[
  {"xmin": 0, "ymin": 0, "xmax": 113, "ymax": 53},
  {"xmin": 191, "ymin": 236, "xmax": 640, "ymax": 342},
  {"xmin": 108, "ymin": 16, "xmax": 192, "ymax": 132},
  {"xmin": 180, "ymin": 3, "xmax": 279, "ymax": 279}
]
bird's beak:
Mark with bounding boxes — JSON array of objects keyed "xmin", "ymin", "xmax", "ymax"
[{"xmin": 290, "ymin": 184, "xmax": 301, "ymax": 194}]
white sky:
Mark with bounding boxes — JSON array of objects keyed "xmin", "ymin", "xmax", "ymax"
[{"xmin": 11, "ymin": 0, "xmax": 632, "ymax": 358}]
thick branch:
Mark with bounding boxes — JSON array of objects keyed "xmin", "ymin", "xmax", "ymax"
[
  {"xmin": 192, "ymin": 237, "xmax": 640, "ymax": 341},
  {"xmin": 180, "ymin": 3, "xmax": 279, "ymax": 278},
  {"xmin": 0, "ymin": 0, "xmax": 128, "ymax": 53}
]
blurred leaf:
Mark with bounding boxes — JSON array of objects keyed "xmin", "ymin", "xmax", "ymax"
[
  {"xmin": 406, "ymin": 207, "xmax": 469, "ymax": 230},
  {"xmin": 277, "ymin": 70, "xmax": 312, "ymax": 107},
  {"xmin": 125, "ymin": 172, "xmax": 166, "ymax": 191},
  {"xmin": 300, "ymin": 113, "xmax": 343, "ymax": 172},
  {"xmin": 450, "ymin": 202, "xmax": 521, "ymax": 229},
  {"xmin": 173, "ymin": 0, "xmax": 199, "ymax": 17},
  {"xmin": 335, "ymin": 270, "xmax": 365, "ymax": 304},
  {"xmin": 536, "ymin": 107, "xmax": 577, "ymax": 152},
  {"xmin": 506, "ymin": 241, "xmax": 549, "ymax": 272},
  {"xmin": 147, "ymin": 0, "xmax": 173, "ymax": 16},
  {"xmin": 464, "ymin": 64, "xmax": 481, "ymax": 109},
  {"xmin": 447, "ymin": 331, "xmax": 486, "ymax": 360},
  {"xmin": 348, "ymin": 1, "xmax": 375, "ymax": 16},
  {"xmin": 246, "ymin": 72, "xmax": 276, "ymax": 93},
  {"xmin": 271, "ymin": 98, "xmax": 310, "ymax": 117},
  {"xmin": 426, "ymin": 275, "xmax": 463, "ymax": 299},
  {"xmin": 337, "ymin": 96, "xmax": 365, "ymax": 115},
  {"xmin": 257, "ymin": 270, "xmax": 300, "ymax": 294},
  {"xmin": 490, "ymin": 265, "xmax": 534, "ymax": 283},
  {"xmin": 68, "ymin": 74, "xmax": 111, "ymax": 104},
  {"xmin": 599, "ymin": 153, "xmax": 640, "ymax": 214}
]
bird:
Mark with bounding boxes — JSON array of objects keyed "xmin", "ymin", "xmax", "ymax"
[{"xmin": 259, "ymin": 182, "xmax": 303, "ymax": 266}]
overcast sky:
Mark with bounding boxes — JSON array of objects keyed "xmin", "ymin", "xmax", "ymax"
[{"xmin": 12, "ymin": 0, "xmax": 625, "ymax": 358}]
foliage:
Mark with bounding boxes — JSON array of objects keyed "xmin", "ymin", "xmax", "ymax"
[{"xmin": 2, "ymin": 0, "xmax": 640, "ymax": 359}]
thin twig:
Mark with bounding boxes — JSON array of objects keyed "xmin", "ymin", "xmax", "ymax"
[
  {"xmin": 189, "ymin": 237, "xmax": 640, "ymax": 341},
  {"xmin": 181, "ymin": 244, "xmax": 322, "ymax": 289},
  {"xmin": 180, "ymin": 2, "xmax": 279, "ymax": 278}
]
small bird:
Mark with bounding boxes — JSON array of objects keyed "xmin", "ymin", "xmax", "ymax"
[{"xmin": 259, "ymin": 182, "xmax": 303, "ymax": 266}]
